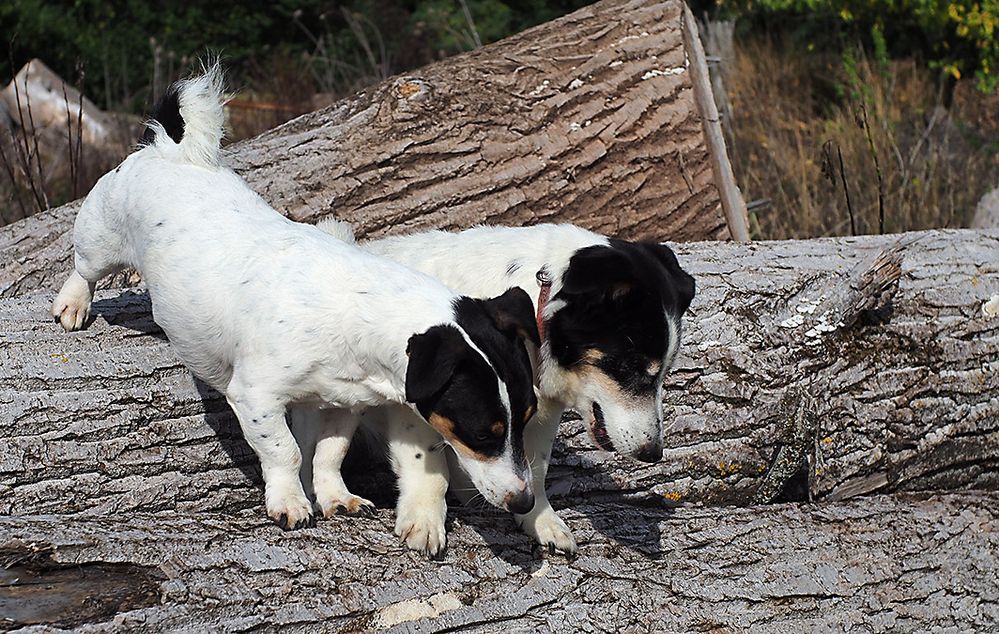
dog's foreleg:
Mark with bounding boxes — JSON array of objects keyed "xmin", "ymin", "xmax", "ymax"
[
  {"xmin": 53, "ymin": 251, "xmax": 124, "ymax": 332},
  {"xmin": 385, "ymin": 404, "xmax": 449, "ymax": 558},
  {"xmin": 53, "ymin": 205, "xmax": 127, "ymax": 331},
  {"xmin": 311, "ymin": 408, "xmax": 375, "ymax": 517},
  {"xmin": 226, "ymin": 381, "xmax": 314, "ymax": 530},
  {"xmin": 52, "ymin": 270, "xmax": 96, "ymax": 331},
  {"xmin": 514, "ymin": 398, "xmax": 578, "ymax": 555}
]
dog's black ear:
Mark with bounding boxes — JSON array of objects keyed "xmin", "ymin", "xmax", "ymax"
[
  {"xmin": 560, "ymin": 245, "xmax": 635, "ymax": 300},
  {"xmin": 405, "ymin": 325, "xmax": 467, "ymax": 404},
  {"xmin": 482, "ymin": 287, "xmax": 540, "ymax": 348},
  {"xmin": 647, "ymin": 243, "xmax": 696, "ymax": 314},
  {"xmin": 673, "ymin": 267, "xmax": 696, "ymax": 314}
]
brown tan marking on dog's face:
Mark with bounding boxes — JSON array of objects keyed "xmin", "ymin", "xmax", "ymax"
[
  {"xmin": 567, "ymin": 361, "xmax": 637, "ymax": 453},
  {"xmin": 546, "ymin": 239, "xmax": 696, "ymax": 461},
  {"xmin": 404, "ymin": 288, "xmax": 540, "ymax": 514},
  {"xmin": 427, "ymin": 413, "xmax": 499, "ymax": 463}
]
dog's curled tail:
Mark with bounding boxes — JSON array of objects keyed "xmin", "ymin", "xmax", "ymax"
[
  {"xmin": 315, "ymin": 217, "xmax": 357, "ymax": 244},
  {"xmin": 143, "ymin": 62, "xmax": 225, "ymax": 168}
]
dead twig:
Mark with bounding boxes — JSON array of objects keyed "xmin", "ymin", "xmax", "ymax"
[
  {"xmin": 859, "ymin": 103, "xmax": 885, "ymax": 234},
  {"xmin": 62, "ymin": 81, "xmax": 76, "ymax": 200},
  {"xmin": 822, "ymin": 140, "xmax": 857, "ymax": 236},
  {"xmin": 0, "ymin": 135, "xmax": 28, "ymax": 220},
  {"xmin": 23, "ymin": 74, "xmax": 48, "ymax": 210},
  {"xmin": 74, "ymin": 65, "xmax": 85, "ymax": 200},
  {"xmin": 8, "ymin": 53, "xmax": 47, "ymax": 212},
  {"xmin": 458, "ymin": 0, "xmax": 483, "ymax": 48}
]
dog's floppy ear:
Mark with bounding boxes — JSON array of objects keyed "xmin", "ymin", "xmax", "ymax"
[
  {"xmin": 405, "ymin": 325, "xmax": 467, "ymax": 404},
  {"xmin": 482, "ymin": 287, "xmax": 540, "ymax": 348},
  {"xmin": 647, "ymin": 243, "xmax": 696, "ymax": 315},
  {"xmin": 560, "ymin": 245, "xmax": 635, "ymax": 300},
  {"xmin": 672, "ymin": 267, "xmax": 696, "ymax": 314}
]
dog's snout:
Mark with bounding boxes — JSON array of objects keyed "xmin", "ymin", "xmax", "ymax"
[
  {"xmin": 505, "ymin": 488, "xmax": 535, "ymax": 514},
  {"xmin": 633, "ymin": 441, "xmax": 663, "ymax": 464}
]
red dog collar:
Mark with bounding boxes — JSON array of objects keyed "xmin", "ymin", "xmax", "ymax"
[{"xmin": 535, "ymin": 268, "xmax": 552, "ymax": 343}]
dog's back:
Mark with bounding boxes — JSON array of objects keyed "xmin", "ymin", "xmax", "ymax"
[
  {"xmin": 362, "ymin": 224, "xmax": 606, "ymax": 302},
  {"xmin": 72, "ymin": 66, "xmax": 458, "ymax": 393}
]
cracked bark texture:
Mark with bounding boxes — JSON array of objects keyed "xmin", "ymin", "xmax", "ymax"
[
  {"xmin": 2, "ymin": 230, "xmax": 996, "ymax": 518},
  {"xmin": 0, "ymin": 0, "xmax": 732, "ymax": 300},
  {"xmin": 2, "ymin": 493, "xmax": 997, "ymax": 631}
]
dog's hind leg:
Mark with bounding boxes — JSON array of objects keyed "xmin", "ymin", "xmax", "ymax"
[
  {"xmin": 384, "ymin": 404, "xmax": 449, "ymax": 558},
  {"xmin": 311, "ymin": 408, "xmax": 375, "ymax": 517},
  {"xmin": 288, "ymin": 404, "xmax": 321, "ymax": 501},
  {"xmin": 226, "ymin": 380, "xmax": 315, "ymax": 530},
  {"xmin": 514, "ymin": 398, "xmax": 577, "ymax": 555}
]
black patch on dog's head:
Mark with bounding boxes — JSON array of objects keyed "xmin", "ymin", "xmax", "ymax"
[
  {"xmin": 547, "ymin": 239, "xmax": 695, "ymax": 396},
  {"xmin": 406, "ymin": 290, "xmax": 537, "ymax": 460},
  {"xmin": 140, "ymin": 85, "xmax": 184, "ymax": 145}
]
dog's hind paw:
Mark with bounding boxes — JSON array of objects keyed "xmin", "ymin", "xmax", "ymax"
[
  {"xmin": 395, "ymin": 498, "xmax": 447, "ymax": 559},
  {"xmin": 267, "ymin": 493, "xmax": 316, "ymax": 531},
  {"xmin": 519, "ymin": 508, "xmax": 577, "ymax": 556},
  {"xmin": 317, "ymin": 492, "xmax": 376, "ymax": 518}
]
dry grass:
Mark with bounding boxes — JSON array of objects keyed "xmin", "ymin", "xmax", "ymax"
[
  {"xmin": 225, "ymin": 52, "xmax": 320, "ymax": 143},
  {"xmin": 723, "ymin": 37, "xmax": 999, "ymax": 239}
]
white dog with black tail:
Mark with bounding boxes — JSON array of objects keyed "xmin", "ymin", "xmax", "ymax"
[
  {"xmin": 316, "ymin": 221, "xmax": 695, "ymax": 555},
  {"xmin": 51, "ymin": 66, "xmax": 540, "ymax": 535}
]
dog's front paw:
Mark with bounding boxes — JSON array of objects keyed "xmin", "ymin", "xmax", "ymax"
[
  {"xmin": 316, "ymin": 491, "xmax": 376, "ymax": 518},
  {"xmin": 266, "ymin": 490, "xmax": 316, "ymax": 530},
  {"xmin": 396, "ymin": 495, "xmax": 447, "ymax": 558},
  {"xmin": 52, "ymin": 274, "xmax": 93, "ymax": 332},
  {"xmin": 518, "ymin": 507, "xmax": 577, "ymax": 555}
]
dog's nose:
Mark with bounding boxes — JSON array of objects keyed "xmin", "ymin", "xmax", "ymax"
[
  {"xmin": 633, "ymin": 442, "xmax": 663, "ymax": 464},
  {"xmin": 506, "ymin": 489, "xmax": 535, "ymax": 515}
]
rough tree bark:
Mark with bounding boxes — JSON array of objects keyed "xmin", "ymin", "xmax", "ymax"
[
  {"xmin": 2, "ymin": 493, "xmax": 997, "ymax": 631},
  {"xmin": 0, "ymin": 0, "xmax": 745, "ymax": 300},
  {"xmin": 3, "ymin": 230, "xmax": 996, "ymax": 518},
  {"xmin": 0, "ymin": 1, "xmax": 992, "ymax": 621}
]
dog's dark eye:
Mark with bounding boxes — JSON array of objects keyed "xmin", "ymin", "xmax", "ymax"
[{"xmin": 476, "ymin": 422, "xmax": 505, "ymax": 443}]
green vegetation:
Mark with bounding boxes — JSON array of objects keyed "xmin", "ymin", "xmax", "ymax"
[
  {"xmin": 703, "ymin": 0, "xmax": 999, "ymax": 92},
  {"xmin": 0, "ymin": 0, "xmax": 591, "ymax": 112}
]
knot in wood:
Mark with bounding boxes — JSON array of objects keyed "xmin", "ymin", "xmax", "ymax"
[{"xmin": 395, "ymin": 78, "xmax": 431, "ymax": 102}]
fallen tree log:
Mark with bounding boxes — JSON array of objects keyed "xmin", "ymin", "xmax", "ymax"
[
  {"xmin": 1, "ymin": 492, "xmax": 997, "ymax": 631},
  {"xmin": 0, "ymin": 60, "xmax": 141, "ymax": 227},
  {"xmin": 2, "ymin": 230, "xmax": 996, "ymax": 516},
  {"xmin": 0, "ymin": 0, "xmax": 746, "ymax": 299}
]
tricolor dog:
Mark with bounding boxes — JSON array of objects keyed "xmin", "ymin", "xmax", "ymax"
[
  {"xmin": 317, "ymin": 221, "xmax": 695, "ymax": 554},
  {"xmin": 51, "ymin": 67, "xmax": 539, "ymax": 534}
]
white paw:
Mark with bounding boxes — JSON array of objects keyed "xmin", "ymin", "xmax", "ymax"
[
  {"xmin": 395, "ymin": 494, "xmax": 447, "ymax": 558},
  {"xmin": 265, "ymin": 488, "xmax": 316, "ymax": 530},
  {"xmin": 315, "ymin": 490, "xmax": 376, "ymax": 518},
  {"xmin": 517, "ymin": 507, "xmax": 577, "ymax": 555},
  {"xmin": 52, "ymin": 288, "xmax": 92, "ymax": 332}
]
